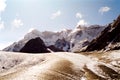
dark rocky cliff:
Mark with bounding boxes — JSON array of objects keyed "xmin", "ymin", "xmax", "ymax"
[
  {"xmin": 84, "ymin": 15, "xmax": 120, "ymax": 51},
  {"xmin": 20, "ymin": 37, "xmax": 50, "ymax": 53}
]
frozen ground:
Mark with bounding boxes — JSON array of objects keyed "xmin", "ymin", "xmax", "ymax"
[{"xmin": 0, "ymin": 51, "xmax": 120, "ymax": 80}]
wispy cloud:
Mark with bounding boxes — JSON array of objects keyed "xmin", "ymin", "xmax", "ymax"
[
  {"xmin": 0, "ymin": 0, "xmax": 7, "ymax": 13},
  {"xmin": 76, "ymin": 13, "xmax": 88, "ymax": 26},
  {"xmin": 51, "ymin": 10, "xmax": 61, "ymax": 19},
  {"xmin": 12, "ymin": 18, "xmax": 23, "ymax": 28},
  {"xmin": 77, "ymin": 19, "xmax": 88, "ymax": 26},
  {"xmin": 0, "ymin": 0, "xmax": 6, "ymax": 30},
  {"xmin": 0, "ymin": 18, "xmax": 5, "ymax": 30},
  {"xmin": 76, "ymin": 13, "xmax": 82, "ymax": 19},
  {"xmin": 0, "ymin": 21, "xmax": 4, "ymax": 30},
  {"xmin": 99, "ymin": 6, "xmax": 111, "ymax": 15}
]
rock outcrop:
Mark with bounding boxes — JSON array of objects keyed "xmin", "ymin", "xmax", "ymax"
[
  {"xmin": 55, "ymin": 38, "xmax": 70, "ymax": 51},
  {"xmin": 84, "ymin": 15, "xmax": 120, "ymax": 51},
  {"xmin": 20, "ymin": 37, "xmax": 50, "ymax": 53}
]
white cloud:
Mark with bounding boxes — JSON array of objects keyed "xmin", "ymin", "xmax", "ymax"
[
  {"xmin": 76, "ymin": 13, "xmax": 82, "ymax": 19},
  {"xmin": 0, "ymin": 0, "xmax": 6, "ymax": 13},
  {"xmin": 99, "ymin": 6, "xmax": 111, "ymax": 15},
  {"xmin": 77, "ymin": 19, "xmax": 88, "ymax": 26},
  {"xmin": 51, "ymin": 10, "xmax": 61, "ymax": 19},
  {"xmin": 12, "ymin": 18, "xmax": 23, "ymax": 28}
]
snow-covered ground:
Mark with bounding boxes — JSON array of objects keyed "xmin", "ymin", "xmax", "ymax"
[{"xmin": 0, "ymin": 50, "xmax": 120, "ymax": 80}]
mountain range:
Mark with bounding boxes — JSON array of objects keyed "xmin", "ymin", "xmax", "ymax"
[{"xmin": 3, "ymin": 25, "xmax": 105, "ymax": 52}]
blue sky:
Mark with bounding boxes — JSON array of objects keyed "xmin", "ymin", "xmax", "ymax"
[{"xmin": 0, "ymin": 0, "xmax": 120, "ymax": 49}]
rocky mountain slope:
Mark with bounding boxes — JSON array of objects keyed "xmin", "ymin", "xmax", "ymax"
[
  {"xmin": 84, "ymin": 15, "xmax": 120, "ymax": 52},
  {"xmin": 0, "ymin": 50, "xmax": 120, "ymax": 80},
  {"xmin": 20, "ymin": 37, "xmax": 50, "ymax": 53},
  {"xmin": 3, "ymin": 25, "xmax": 104, "ymax": 52}
]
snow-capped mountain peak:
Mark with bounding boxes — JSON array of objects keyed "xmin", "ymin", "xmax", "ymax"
[{"xmin": 3, "ymin": 25, "xmax": 105, "ymax": 52}]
